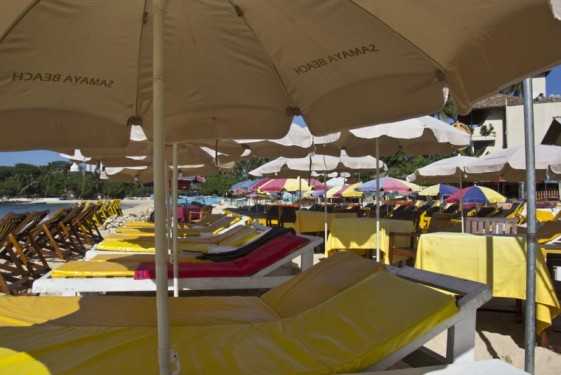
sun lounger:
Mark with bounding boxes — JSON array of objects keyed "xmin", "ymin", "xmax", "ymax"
[
  {"xmin": 31, "ymin": 231, "xmax": 321, "ymax": 295},
  {"xmin": 93, "ymin": 221, "xmax": 264, "ymax": 253},
  {"xmin": 117, "ymin": 215, "xmax": 241, "ymax": 235},
  {"xmin": 2, "ymin": 252, "xmax": 491, "ymax": 373}
]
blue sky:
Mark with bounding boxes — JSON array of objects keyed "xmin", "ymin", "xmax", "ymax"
[{"xmin": 2, "ymin": 66, "xmax": 561, "ymax": 167}]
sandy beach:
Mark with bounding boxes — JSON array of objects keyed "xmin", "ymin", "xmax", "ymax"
[{"xmin": 15, "ymin": 198, "xmax": 561, "ymax": 373}]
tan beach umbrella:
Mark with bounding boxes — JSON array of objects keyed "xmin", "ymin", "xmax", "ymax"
[
  {"xmin": 3, "ymin": 2, "xmax": 561, "ymax": 150},
  {"xmin": 3, "ymin": 2, "xmax": 561, "ymax": 373}
]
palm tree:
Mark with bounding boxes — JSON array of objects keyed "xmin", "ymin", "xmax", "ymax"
[{"xmin": 500, "ymin": 82, "xmax": 523, "ymax": 96}]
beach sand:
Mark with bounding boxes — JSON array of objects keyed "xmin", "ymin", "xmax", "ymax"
[{"xmin": 35, "ymin": 199, "xmax": 561, "ymax": 373}]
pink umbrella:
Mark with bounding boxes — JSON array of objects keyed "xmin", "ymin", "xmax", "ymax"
[{"xmin": 357, "ymin": 176, "xmax": 421, "ymax": 194}]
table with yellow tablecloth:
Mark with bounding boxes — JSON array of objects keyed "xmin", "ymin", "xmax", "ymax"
[
  {"xmin": 325, "ymin": 218, "xmax": 415, "ymax": 264},
  {"xmin": 415, "ymin": 232, "xmax": 560, "ymax": 335},
  {"xmin": 293, "ymin": 210, "xmax": 357, "ymax": 233}
]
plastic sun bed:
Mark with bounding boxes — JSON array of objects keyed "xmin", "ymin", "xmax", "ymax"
[
  {"xmin": 93, "ymin": 219, "xmax": 258, "ymax": 253},
  {"xmin": 0, "ymin": 252, "xmax": 491, "ymax": 374},
  {"xmin": 31, "ymin": 231, "xmax": 322, "ymax": 295}
]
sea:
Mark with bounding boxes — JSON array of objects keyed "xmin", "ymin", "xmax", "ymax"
[{"xmin": 0, "ymin": 201, "xmax": 79, "ymax": 218}]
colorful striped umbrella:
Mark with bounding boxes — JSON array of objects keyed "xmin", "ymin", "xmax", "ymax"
[
  {"xmin": 358, "ymin": 177, "xmax": 421, "ymax": 194},
  {"xmin": 444, "ymin": 186, "xmax": 506, "ymax": 204},
  {"xmin": 418, "ymin": 184, "xmax": 458, "ymax": 197}
]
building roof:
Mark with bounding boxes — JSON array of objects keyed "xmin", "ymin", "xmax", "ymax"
[{"xmin": 472, "ymin": 93, "xmax": 561, "ymax": 109}]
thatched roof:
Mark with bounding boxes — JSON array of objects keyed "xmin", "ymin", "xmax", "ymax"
[{"xmin": 472, "ymin": 93, "xmax": 561, "ymax": 109}]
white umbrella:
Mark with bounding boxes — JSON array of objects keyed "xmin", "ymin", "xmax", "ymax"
[
  {"xmin": 464, "ymin": 144, "xmax": 561, "ymax": 182},
  {"xmin": 235, "ymin": 123, "xmax": 315, "ymax": 158},
  {"xmin": 104, "ymin": 162, "xmax": 235, "ymax": 184},
  {"xmin": 548, "ymin": 162, "xmax": 561, "ymax": 179},
  {"xmin": 317, "ymin": 116, "xmax": 471, "ymax": 157},
  {"xmin": 407, "ymin": 155, "xmax": 479, "ymax": 184},
  {"xmin": 407, "ymin": 155, "xmax": 479, "ymax": 231},
  {"xmin": 249, "ymin": 151, "xmax": 386, "ymax": 177},
  {"xmin": 249, "ymin": 150, "xmax": 386, "ymax": 245},
  {"xmin": 3, "ymin": 2, "xmax": 561, "ymax": 373}
]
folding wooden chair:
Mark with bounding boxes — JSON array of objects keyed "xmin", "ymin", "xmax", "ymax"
[
  {"xmin": 388, "ymin": 213, "xmax": 455, "ymax": 265},
  {"xmin": 28, "ymin": 208, "xmax": 77, "ymax": 260},
  {"xmin": 6, "ymin": 210, "xmax": 52, "ymax": 278},
  {"xmin": 0, "ymin": 212, "xmax": 34, "ymax": 295}
]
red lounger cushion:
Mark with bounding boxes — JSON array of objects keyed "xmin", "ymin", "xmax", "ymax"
[{"xmin": 134, "ymin": 234, "xmax": 310, "ymax": 279}]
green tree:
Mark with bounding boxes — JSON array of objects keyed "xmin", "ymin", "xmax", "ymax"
[{"xmin": 198, "ymin": 173, "xmax": 239, "ymax": 195}]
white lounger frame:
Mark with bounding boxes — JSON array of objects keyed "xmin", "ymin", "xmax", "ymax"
[
  {"xmin": 32, "ymin": 234, "xmax": 322, "ymax": 296},
  {"xmin": 367, "ymin": 266, "xmax": 492, "ymax": 369}
]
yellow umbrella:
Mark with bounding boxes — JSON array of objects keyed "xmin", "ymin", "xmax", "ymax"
[{"xmin": 341, "ymin": 182, "xmax": 364, "ymax": 198}]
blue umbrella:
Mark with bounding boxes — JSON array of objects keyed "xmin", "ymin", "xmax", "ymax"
[{"xmin": 418, "ymin": 183, "xmax": 459, "ymax": 197}]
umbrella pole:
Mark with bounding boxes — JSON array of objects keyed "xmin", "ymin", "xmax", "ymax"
[
  {"xmin": 153, "ymin": 1, "xmax": 173, "ymax": 374},
  {"xmin": 460, "ymin": 175, "xmax": 464, "ymax": 233},
  {"xmin": 172, "ymin": 143, "xmax": 179, "ymax": 297},
  {"xmin": 523, "ymin": 78, "xmax": 537, "ymax": 374},
  {"xmin": 375, "ymin": 138, "xmax": 381, "ymax": 262},
  {"xmin": 324, "ymin": 169, "xmax": 328, "ymax": 249}
]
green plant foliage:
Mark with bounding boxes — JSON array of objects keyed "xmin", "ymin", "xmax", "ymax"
[{"xmin": 0, "ymin": 161, "xmax": 152, "ymax": 199}]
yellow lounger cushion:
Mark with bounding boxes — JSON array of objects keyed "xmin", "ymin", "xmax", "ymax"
[
  {"xmin": 51, "ymin": 261, "xmax": 140, "ymax": 277},
  {"xmin": 0, "ymin": 295, "xmax": 279, "ymax": 327},
  {"xmin": 95, "ymin": 224, "xmax": 260, "ymax": 253},
  {"xmin": 0, "ymin": 269, "xmax": 458, "ymax": 374}
]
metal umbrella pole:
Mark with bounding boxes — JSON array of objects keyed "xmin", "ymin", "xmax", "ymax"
[
  {"xmin": 375, "ymin": 137, "xmax": 381, "ymax": 262},
  {"xmin": 172, "ymin": 143, "xmax": 179, "ymax": 297},
  {"xmin": 523, "ymin": 77, "xmax": 537, "ymax": 374},
  {"xmin": 153, "ymin": 1, "xmax": 173, "ymax": 373}
]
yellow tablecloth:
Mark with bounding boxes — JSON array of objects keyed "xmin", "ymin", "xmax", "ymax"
[
  {"xmin": 293, "ymin": 210, "xmax": 357, "ymax": 233},
  {"xmin": 325, "ymin": 218, "xmax": 415, "ymax": 264},
  {"xmin": 415, "ymin": 232, "xmax": 560, "ymax": 335}
]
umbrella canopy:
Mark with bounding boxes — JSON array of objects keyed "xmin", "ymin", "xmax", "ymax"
[
  {"xmin": 407, "ymin": 155, "xmax": 479, "ymax": 184},
  {"xmin": 444, "ymin": 186, "xmax": 507, "ymax": 204},
  {"xmin": 3, "ymin": 2, "xmax": 561, "ymax": 151},
  {"xmin": 418, "ymin": 183, "xmax": 459, "ymax": 197},
  {"xmin": 464, "ymin": 144, "xmax": 561, "ymax": 182},
  {"xmin": 326, "ymin": 185, "xmax": 345, "ymax": 199},
  {"xmin": 340, "ymin": 182, "xmax": 364, "ymax": 198},
  {"xmin": 235, "ymin": 123, "xmax": 314, "ymax": 158},
  {"xmin": 103, "ymin": 162, "xmax": 234, "ymax": 184},
  {"xmin": 258, "ymin": 177, "xmax": 323, "ymax": 193},
  {"xmin": 319, "ymin": 116, "xmax": 471, "ymax": 157},
  {"xmin": 229, "ymin": 179, "xmax": 267, "ymax": 195},
  {"xmin": 4, "ymin": 2, "xmax": 561, "ymax": 372},
  {"xmin": 548, "ymin": 162, "xmax": 561, "ymax": 180},
  {"xmin": 249, "ymin": 151, "xmax": 386, "ymax": 177},
  {"xmin": 358, "ymin": 177, "xmax": 421, "ymax": 194}
]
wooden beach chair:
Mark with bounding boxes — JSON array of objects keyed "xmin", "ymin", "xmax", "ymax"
[
  {"xmin": 27, "ymin": 207, "xmax": 78, "ymax": 260},
  {"xmin": 0, "ymin": 212, "xmax": 34, "ymax": 295},
  {"xmin": 5, "ymin": 210, "xmax": 51, "ymax": 278},
  {"xmin": 388, "ymin": 213, "xmax": 455, "ymax": 265}
]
